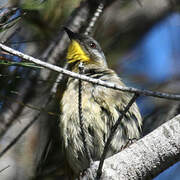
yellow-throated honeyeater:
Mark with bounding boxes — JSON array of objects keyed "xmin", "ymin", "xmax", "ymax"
[{"xmin": 59, "ymin": 28, "xmax": 142, "ymax": 178}]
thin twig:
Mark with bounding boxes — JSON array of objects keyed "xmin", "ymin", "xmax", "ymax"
[
  {"xmin": 0, "ymin": 43, "xmax": 180, "ymax": 100},
  {"xmin": 0, "ymin": 165, "xmax": 10, "ymax": 173},
  {"xmin": 96, "ymin": 93, "xmax": 139, "ymax": 179},
  {"xmin": 77, "ymin": 0, "xmax": 105, "ymax": 166},
  {"xmin": 84, "ymin": 1, "xmax": 104, "ymax": 35},
  {"xmin": 78, "ymin": 63, "xmax": 93, "ymax": 164}
]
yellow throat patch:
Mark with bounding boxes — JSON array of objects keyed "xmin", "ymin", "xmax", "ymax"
[{"xmin": 66, "ymin": 40, "xmax": 91, "ymax": 63}]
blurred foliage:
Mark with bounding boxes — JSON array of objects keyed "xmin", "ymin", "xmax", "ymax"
[{"xmin": 14, "ymin": 0, "xmax": 80, "ymax": 35}]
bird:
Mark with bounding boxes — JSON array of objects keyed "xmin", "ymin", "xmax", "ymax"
[{"xmin": 59, "ymin": 27, "xmax": 142, "ymax": 179}]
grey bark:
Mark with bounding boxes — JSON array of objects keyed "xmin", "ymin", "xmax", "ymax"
[{"xmin": 82, "ymin": 115, "xmax": 180, "ymax": 180}]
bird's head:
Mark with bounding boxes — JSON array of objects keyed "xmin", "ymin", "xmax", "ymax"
[{"xmin": 64, "ymin": 27, "xmax": 107, "ymax": 68}]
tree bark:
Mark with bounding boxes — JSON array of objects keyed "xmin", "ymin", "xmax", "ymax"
[{"xmin": 83, "ymin": 115, "xmax": 180, "ymax": 180}]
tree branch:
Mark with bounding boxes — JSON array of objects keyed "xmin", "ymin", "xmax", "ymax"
[
  {"xmin": 82, "ymin": 114, "xmax": 180, "ymax": 180},
  {"xmin": 0, "ymin": 42, "xmax": 180, "ymax": 101}
]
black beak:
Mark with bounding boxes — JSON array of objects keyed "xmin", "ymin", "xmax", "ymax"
[{"xmin": 64, "ymin": 27, "xmax": 79, "ymax": 40}]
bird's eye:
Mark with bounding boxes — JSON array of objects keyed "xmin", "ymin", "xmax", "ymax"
[{"xmin": 89, "ymin": 42, "xmax": 96, "ymax": 49}]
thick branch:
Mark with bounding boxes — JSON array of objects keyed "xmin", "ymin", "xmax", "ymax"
[
  {"xmin": 0, "ymin": 43, "xmax": 180, "ymax": 101},
  {"xmin": 83, "ymin": 115, "xmax": 180, "ymax": 180}
]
